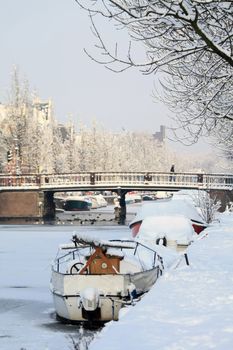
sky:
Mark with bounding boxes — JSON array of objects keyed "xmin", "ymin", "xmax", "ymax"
[{"xmin": 0, "ymin": 0, "xmax": 212, "ymax": 154}]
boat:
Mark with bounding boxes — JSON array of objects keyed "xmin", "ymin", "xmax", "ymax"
[
  {"xmin": 142, "ymin": 194, "xmax": 155, "ymax": 201},
  {"xmin": 82, "ymin": 195, "xmax": 99, "ymax": 209},
  {"xmin": 50, "ymin": 233, "xmax": 163, "ymax": 324},
  {"xmin": 95, "ymin": 194, "xmax": 108, "ymax": 207},
  {"xmin": 129, "ymin": 198, "xmax": 207, "ymax": 237},
  {"xmin": 125, "ymin": 193, "xmax": 142, "ymax": 204},
  {"xmin": 54, "ymin": 195, "xmax": 66, "ymax": 211},
  {"xmin": 63, "ymin": 196, "xmax": 90, "ymax": 211},
  {"xmin": 155, "ymin": 191, "xmax": 172, "ymax": 199},
  {"xmin": 136, "ymin": 214, "xmax": 195, "ymax": 252}
]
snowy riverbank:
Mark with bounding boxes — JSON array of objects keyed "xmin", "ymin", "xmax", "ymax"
[{"xmin": 90, "ymin": 212, "xmax": 233, "ymax": 350}]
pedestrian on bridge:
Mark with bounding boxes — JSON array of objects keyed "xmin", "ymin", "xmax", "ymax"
[{"xmin": 170, "ymin": 164, "xmax": 176, "ymax": 182}]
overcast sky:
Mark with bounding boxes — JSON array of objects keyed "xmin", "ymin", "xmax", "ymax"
[{"xmin": 0, "ymin": 0, "xmax": 212, "ymax": 154}]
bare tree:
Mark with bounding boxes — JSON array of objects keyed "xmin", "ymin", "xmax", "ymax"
[
  {"xmin": 75, "ymin": 0, "xmax": 233, "ymax": 144},
  {"xmin": 191, "ymin": 190, "xmax": 221, "ymax": 223}
]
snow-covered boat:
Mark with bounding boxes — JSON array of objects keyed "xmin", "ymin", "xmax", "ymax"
[
  {"xmin": 136, "ymin": 214, "xmax": 195, "ymax": 252},
  {"xmin": 125, "ymin": 193, "xmax": 142, "ymax": 204},
  {"xmin": 129, "ymin": 198, "xmax": 207, "ymax": 237},
  {"xmin": 50, "ymin": 233, "xmax": 163, "ymax": 324},
  {"xmin": 82, "ymin": 194, "xmax": 108, "ymax": 209}
]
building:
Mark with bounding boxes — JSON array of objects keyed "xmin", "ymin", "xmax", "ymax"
[
  {"xmin": 153, "ymin": 125, "xmax": 166, "ymax": 143},
  {"xmin": 0, "ymin": 98, "xmax": 54, "ymax": 174}
]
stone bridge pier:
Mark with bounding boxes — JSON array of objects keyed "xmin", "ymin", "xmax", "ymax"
[
  {"xmin": 117, "ymin": 189, "xmax": 128, "ymax": 225},
  {"xmin": 0, "ymin": 190, "xmax": 56, "ymax": 223}
]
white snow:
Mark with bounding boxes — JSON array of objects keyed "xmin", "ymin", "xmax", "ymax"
[
  {"xmin": 57, "ymin": 233, "xmax": 175, "ymax": 274},
  {"xmin": 129, "ymin": 197, "xmax": 206, "ymax": 227},
  {"xmin": 137, "ymin": 214, "xmax": 194, "ymax": 244},
  {"xmin": 1, "ymin": 210, "xmax": 233, "ymax": 349},
  {"xmin": 71, "ymin": 231, "xmax": 136, "ymax": 249},
  {"xmin": 0, "ymin": 225, "xmax": 128, "ymax": 350},
  {"xmin": 89, "ymin": 211, "xmax": 233, "ymax": 350}
]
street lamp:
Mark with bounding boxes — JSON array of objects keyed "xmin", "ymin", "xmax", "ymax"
[{"xmin": 14, "ymin": 136, "xmax": 21, "ymax": 175}]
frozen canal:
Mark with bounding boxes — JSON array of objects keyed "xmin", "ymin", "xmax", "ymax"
[{"xmin": 0, "ymin": 224, "xmax": 132, "ymax": 350}]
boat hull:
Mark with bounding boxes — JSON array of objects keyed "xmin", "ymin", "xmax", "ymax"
[
  {"xmin": 64, "ymin": 199, "xmax": 90, "ymax": 211},
  {"xmin": 52, "ymin": 293, "xmax": 122, "ymax": 322},
  {"xmin": 51, "ymin": 267, "xmax": 160, "ymax": 322}
]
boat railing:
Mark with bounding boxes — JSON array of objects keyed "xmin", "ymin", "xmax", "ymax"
[
  {"xmin": 53, "ymin": 240, "xmax": 164, "ymax": 274},
  {"xmin": 54, "ymin": 247, "xmax": 91, "ymax": 273},
  {"xmin": 133, "ymin": 241, "xmax": 164, "ymax": 271}
]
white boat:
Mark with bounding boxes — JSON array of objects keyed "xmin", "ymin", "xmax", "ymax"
[
  {"xmin": 129, "ymin": 198, "xmax": 207, "ymax": 237},
  {"xmin": 95, "ymin": 194, "xmax": 108, "ymax": 207},
  {"xmin": 50, "ymin": 233, "xmax": 163, "ymax": 324},
  {"xmin": 82, "ymin": 195, "xmax": 99, "ymax": 209},
  {"xmin": 136, "ymin": 214, "xmax": 195, "ymax": 252}
]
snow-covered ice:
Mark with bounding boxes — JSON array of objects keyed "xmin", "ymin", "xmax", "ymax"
[
  {"xmin": 0, "ymin": 225, "xmax": 129, "ymax": 350},
  {"xmin": 1, "ymin": 210, "xmax": 233, "ymax": 350}
]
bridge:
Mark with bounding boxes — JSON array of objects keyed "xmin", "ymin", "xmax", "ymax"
[
  {"xmin": 1, "ymin": 171, "xmax": 233, "ymax": 191},
  {"xmin": 0, "ymin": 171, "xmax": 232, "ymax": 223}
]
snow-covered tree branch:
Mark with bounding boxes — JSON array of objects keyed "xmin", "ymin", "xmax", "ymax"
[{"xmin": 75, "ymin": 0, "xmax": 233, "ymax": 144}]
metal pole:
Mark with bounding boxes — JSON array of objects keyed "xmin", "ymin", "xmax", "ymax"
[{"xmin": 14, "ymin": 136, "xmax": 21, "ymax": 175}]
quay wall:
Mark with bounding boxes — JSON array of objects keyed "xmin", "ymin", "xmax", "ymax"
[
  {"xmin": 0, "ymin": 191, "xmax": 54, "ymax": 223},
  {"xmin": 0, "ymin": 191, "xmax": 41, "ymax": 218}
]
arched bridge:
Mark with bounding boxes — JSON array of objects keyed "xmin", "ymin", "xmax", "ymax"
[
  {"xmin": 0, "ymin": 171, "xmax": 233, "ymax": 192},
  {"xmin": 0, "ymin": 171, "xmax": 233, "ymax": 224}
]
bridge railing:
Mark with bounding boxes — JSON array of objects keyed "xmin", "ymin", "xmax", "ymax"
[
  {"xmin": 0, "ymin": 174, "xmax": 41, "ymax": 187},
  {"xmin": 0, "ymin": 172, "xmax": 233, "ymax": 190}
]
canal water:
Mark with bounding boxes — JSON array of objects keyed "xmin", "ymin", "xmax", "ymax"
[{"xmin": 0, "ymin": 209, "xmax": 136, "ymax": 350}]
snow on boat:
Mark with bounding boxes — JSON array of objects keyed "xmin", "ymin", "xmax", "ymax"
[
  {"xmin": 50, "ymin": 233, "xmax": 164, "ymax": 324},
  {"xmin": 82, "ymin": 194, "xmax": 108, "ymax": 209},
  {"xmin": 136, "ymin": 215, "xmax": 195, "ymax": 252},
  {"xmin": 126, "ymin": 193, "xmax": 142, "ymax": 204},
  {"xmin": 129, "ymin": 198, "xmax": 207, "ymax": 237},
  {"xmin": 95, "ymin": 194, "xmax": 108, "ymax": 207}
]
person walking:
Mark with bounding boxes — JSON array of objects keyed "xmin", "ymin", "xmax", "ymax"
[{"xmin": 170, "ymin": 164, "xmax": 175, "ymax": 182}]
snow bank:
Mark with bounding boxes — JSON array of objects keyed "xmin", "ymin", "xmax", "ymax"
[{"xmin": 90, "ymin": 213, "xmax": 233, "ymax": 350}]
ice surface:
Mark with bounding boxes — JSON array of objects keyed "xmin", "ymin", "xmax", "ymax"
[
  {"xmin": 2, "ymin": 211, "xmax": 233, "ymax": 350},
  {"xmin": 0, "ymin": 224, "xmax": 127, "ymax": 350}
]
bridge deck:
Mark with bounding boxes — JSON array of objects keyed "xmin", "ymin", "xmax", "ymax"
[{"xmin": 0, "ymin": 172, "xmax": 232, "ymax": 192}]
